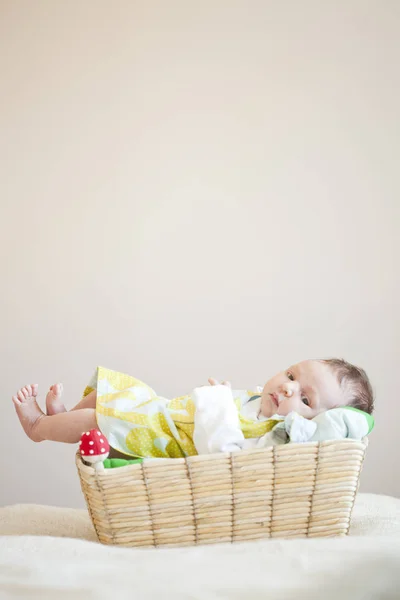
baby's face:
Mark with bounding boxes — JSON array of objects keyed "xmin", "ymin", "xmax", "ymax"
[{"xmin": 260, "ymin": 360, "xmax": 349, "ymax": 419}]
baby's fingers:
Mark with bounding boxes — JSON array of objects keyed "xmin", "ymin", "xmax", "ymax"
[{"xmin": 208, "ymin": 378, "xmax": 231, "ymax": 388}]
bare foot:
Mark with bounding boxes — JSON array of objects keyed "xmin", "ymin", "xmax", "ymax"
[
  {"xmin": 46, "ymin": 383, "xmax": 66, "ymax": 415},
  {"xmin": 12, "ymin": 385, "xmax": 45, "ymax": 442}
]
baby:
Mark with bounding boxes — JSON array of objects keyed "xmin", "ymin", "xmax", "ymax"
[{"xmin": 13, "ymin": 358, "xmax": 374, "ymax": 458}]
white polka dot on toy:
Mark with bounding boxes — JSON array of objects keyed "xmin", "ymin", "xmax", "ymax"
[
  {"xmin": 79, "ymin": 440, "xmax": 82, "ymax": 445},
  {"xmin": 100, "ymin": 439, "xmax": 104, "ymax": 443},
  {"xmin": 81, "ymin": 450, "xmax": 85, "ymax": 455},
  {"xmin": 101, "ymin": 448, "xmax": 106, "ymax": 453},
  {"xmin": 89, "ymin": 441, "xmax": 94, "ymax": 445},
  {"xmin": 97, "ymin": 431, "xmax": 101, "ymax": 436},
  {"xmin": 85, "ymin": 432, "xmax": 89, "ymax": 436},
  {"xmin": 89, "ymin": 450, "xmax": 94, "ymax": 454}
]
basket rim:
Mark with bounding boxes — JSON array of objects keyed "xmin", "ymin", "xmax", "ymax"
[{"xmin": 75, "ymin": 437, "xmax": 368, "ymax": 474}]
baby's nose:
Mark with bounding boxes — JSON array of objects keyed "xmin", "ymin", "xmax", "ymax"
[{"xmin": 281, "ymin": 381, "xmax": 300, "ymax": 397}]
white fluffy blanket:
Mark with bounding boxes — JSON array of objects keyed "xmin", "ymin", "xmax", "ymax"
[{"xmin": 1, "ymin": 494, "xmax": 400, "ymax": 599}]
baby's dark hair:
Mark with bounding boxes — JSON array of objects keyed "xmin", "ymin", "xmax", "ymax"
[{"xmin": 321, "ymin": 358, "xmax": 374, "ymax": 414}]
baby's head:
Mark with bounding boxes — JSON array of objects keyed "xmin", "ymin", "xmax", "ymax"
[{"xmin": 260, "ymin": 358, "xmax": 374, "ymax": 419}]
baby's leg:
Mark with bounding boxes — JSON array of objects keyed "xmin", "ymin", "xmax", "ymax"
[
  {"xmin": 13, "ymin": 385, "xmax": 97, "ymax": 443},
  {"xmin": 70, "ymin": 390, "xmax": 97, "ymax": 411}
]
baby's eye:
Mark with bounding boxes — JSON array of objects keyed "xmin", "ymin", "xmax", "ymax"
[
  {"xmin": 287, "ymin": 371, "xmax": 295, "ymax": 381},
  {"xmin": 302, "ymin": 397, "xmax": 310, "ymax": 406}
]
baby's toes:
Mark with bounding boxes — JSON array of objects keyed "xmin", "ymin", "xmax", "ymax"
[
  {"xmin": 49, "ymin": 384, "xmax": 61, "ymax": 397},
  {"xmin": 31, "ymin": 384, "xmax": 38, "ymax": 397},
  {"xmin": 12, "ymin": 395, "xmax": 21, "ymax": 406},
  {"xmin": 18, "ymin": 390, "xmax": 26, "ymax": 402},
  {"xmin": 22, "ymin": 386, "xmax": 31, "ymax": 399}
]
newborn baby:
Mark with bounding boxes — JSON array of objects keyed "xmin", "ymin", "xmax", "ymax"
[{"xmin": 13, "ymin": 358, "xmax": 374, "ymax": 458}]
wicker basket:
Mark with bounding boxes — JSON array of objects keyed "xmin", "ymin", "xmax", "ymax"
[{"xmin": 76, "ymin": 439, "xmax": 367, "ymax": 548}]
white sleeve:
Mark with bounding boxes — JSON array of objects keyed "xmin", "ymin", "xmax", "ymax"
[
  {"xmin": 192, "ymin": 385, "xmax": 245, "ymax": 454},
  {"xmin": 284, "ymin": 412, "xmax": 317, "ymax": 442}
]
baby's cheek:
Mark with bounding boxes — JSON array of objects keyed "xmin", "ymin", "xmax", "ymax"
[{"xmin": 283, "ymin": 399, "xmax": 301, "ymax": 416}]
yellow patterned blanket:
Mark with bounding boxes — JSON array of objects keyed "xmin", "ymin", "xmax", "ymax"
[{"xmin": 83, "ymin": 366, "xmax": 277, "ymax": 458}]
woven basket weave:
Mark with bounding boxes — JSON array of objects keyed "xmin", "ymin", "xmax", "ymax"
[{"xmin": 76, "ymin": 439, "xmax": 367, "ymax": 548}]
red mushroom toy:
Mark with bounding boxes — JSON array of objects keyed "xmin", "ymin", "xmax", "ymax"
[{"xmin": 79, "ymin": 429, "xmax": 110, "ymax": 471}]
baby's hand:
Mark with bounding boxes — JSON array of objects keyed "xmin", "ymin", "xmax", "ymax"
[{"xmin": 208, "ymin": 378, "xmax": 231, "ymax": 388}]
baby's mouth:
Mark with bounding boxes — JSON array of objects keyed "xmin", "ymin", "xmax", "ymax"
[{"xmin": 270, "ymin": 393, "xmax": 279, "ymax": 408}]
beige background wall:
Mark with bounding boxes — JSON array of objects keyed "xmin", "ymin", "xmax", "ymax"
[{"xmin": 1, "ymin": 1, "xmax": 399, "ymax": 507}]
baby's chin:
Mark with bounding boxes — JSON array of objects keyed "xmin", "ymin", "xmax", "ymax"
[{"xmin": 260, "ymin": 394, "xmax": 276, "ymax": 418}]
